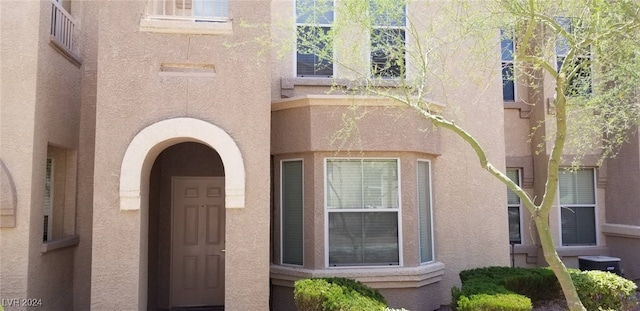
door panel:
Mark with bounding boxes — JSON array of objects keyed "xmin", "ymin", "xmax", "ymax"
[{"xmin": 172, "ymin": 177, "xmax": 225, "ymax": 307}]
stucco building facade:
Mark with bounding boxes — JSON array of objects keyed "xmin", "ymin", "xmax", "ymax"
[{"xmin": 0, "ymin": 1, "xmax": 638, "ymax": 311}]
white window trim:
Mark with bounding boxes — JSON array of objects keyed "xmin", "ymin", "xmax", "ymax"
[
  {"xmin": 501, "ymin": 29, "xmax": 517, "ymax": 102},
  {"xmin": 369, "ymin": 3, "xmax": 407, "ymax": 79},
  {"xmin": 324, "ymin": 157, "xmax": 403, "ymax": 268},
  {"xmin": 417, "ymin": 159, "xmax": 435, "ymax": 264},
  {"xmin": 507, "ymin": 168, "xmax": 523, "ymax": 245},
  {"xmin": 280, "ymin": 159, "xmax": 305, "ymax": 266},
  {"xmin": 557, "ymin": 168, "xmax": 599, "ymax": 247},
  {"xmin": 294, "ymin": 0, "xmax": 336, "ymax": 78}
]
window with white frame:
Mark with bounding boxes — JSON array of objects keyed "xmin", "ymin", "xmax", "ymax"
[
  {"xmin": 43, "ymin": 158, "xmax": 54, "ymax": 242},
  {"xmin": 296, "ymin": 0, "xmax": 334, "ymax": 77},
  {"xmin": 192, "ymin": 0, "xmax": 229, "ymax": 19},
  {"xmin": 145, "ymin": 0, "xmax": 229, "ymax": 21},
  {"xmin": 501, "ymin": 29, "xmax": 516, "ymax": 102},
  {"xmin": 370, "ymin": 1, "xmax": 406, "ymax": 78},
  {"xmin": 417, "ymin": 161, "xmax": 433, "ymax": 263},
  {"xmin": 281, "ymin": 160, "xmax": 304, "ymax": 265},
  {"xmin": 326, "ymin": 159, "xmax": 399, "ymax": 266},
  {"xmin": 559, "ymin": 168, "xmax": 596, "ymax": 246},
  {"xmin": 506, "ymin": 168, "xmax": 522, "ymax": 244},
  {"xmin": 556, "ymin": 17, "xmax": 592, "ymax": 96}
]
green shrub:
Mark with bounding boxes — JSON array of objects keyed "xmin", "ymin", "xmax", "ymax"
[
  {"xmin": 294, "ymin": 277, "xmax": 388, "ymax": 311},
  {"xmin": 570, "ymin": 270, "xmax": 638, "ymax": 311},
  {"xmin": 456, "ymin": 293, "xmax": 532, "ymax": 311},
  {"xmin": 454, "ymin": 266, "xmax": 639, "ymax": 311},
  {"xmin": 502, "ymin": 268, "xmax": 561, "ymax": 303},
  {"xmin": 323, "ymin": 277, "xmax": 387, "ymax": 305},
  {"xmin": 456, "ymin": 266, "xmax": 556, "ymax": 306}
]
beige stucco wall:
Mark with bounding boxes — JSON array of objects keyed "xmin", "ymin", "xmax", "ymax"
[
  {"xmin": 271, "ymin": 99, "xmax": 441, "ymax": 155},
  {"xmin": 73, "ymin": 0, "xmax": 98, "ymax": 309},
  {"xmin": 28, "ymin": 0, "xmax": 82, "ymax": 308},
  {"xmin": 0, "ymin": 1, "xmax": 41, "ymax": 307},
  {"xmin": 1, "ymin": 0, "xmax": 83, "ymax": 310},
  {"xmin": 90, "ymin": 1, "xmax": 271, "ymax": 310},
  {"xmin": 604, "ymin": 129, "xmax": 640, "ymax": 281}
]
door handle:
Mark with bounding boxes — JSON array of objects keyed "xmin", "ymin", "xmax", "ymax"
[{"xmin": 220, "ymin": 249, "xmax": 226, "ymax": 253}]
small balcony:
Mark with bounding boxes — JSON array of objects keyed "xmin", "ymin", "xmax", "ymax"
[
  {"xmin": 50, "ymin": 0, "xmax": 81, "ymax": 65},
  {"xmin": 140, "ymin": 0, "xmax": 232, "ymax": 35}
]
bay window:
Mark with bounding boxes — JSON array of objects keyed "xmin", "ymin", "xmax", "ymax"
[
  {"xmin": 417, "ymin": 161, "xmax": 433, "ymax": 263},
  {"xmin": 326, "ymin": 159, "xmax": 400, "ymax": 266},
  {"xmin": 281, "ymin": 160, "xmax": 304, "ymax": 265}
]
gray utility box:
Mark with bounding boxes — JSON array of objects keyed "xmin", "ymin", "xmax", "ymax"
[{"xmin": 578, "ymin": 256, "xmax": 621, "ymax": 275}]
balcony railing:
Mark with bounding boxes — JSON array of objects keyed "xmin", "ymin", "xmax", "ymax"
[
  {"xmin": 50, "ymin": 0, "xmax": 76, "ymax": 53},
  {"xmin": 145, "ymin": 0, "xmax": 229, "ymax": 22}
]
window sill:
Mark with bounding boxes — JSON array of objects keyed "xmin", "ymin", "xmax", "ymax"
[
  {"xmin": 139, "ymin": 18, "xmax": 232, "ymax": 35},
  {"xmin": 270, "ymin": 262, "xmax": 445, "ymax": 289},
  {"xmin": 41, "ymin": 234, "xmax": 79, "ymax": 254},
  {"xmin": 281, "ymin": 78, "xmax": 420, "ymax": 99}
]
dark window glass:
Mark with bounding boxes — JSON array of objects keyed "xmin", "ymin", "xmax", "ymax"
[
  {"xmin": 297, "ymin": 26, "xmax": 333, "ymax": 77},
  {"xmin": 282, "ymin": 161, "xmax": 304, "ymax": 265},
  {"xmin": 371, "ymin": 28, "xmax": 405, "ymax": 78}
]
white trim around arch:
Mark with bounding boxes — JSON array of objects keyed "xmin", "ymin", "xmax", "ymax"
[{"xmin": 119, "ymin": 117, "xmax": 245, "ymax": 210}]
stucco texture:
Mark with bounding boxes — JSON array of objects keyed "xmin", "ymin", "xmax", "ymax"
[{"xmin": 90, "ymin": 1, "xmax": 272, "ymax": 310}]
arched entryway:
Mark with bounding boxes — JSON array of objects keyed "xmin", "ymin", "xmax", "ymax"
[
  {"xmin": 147, "ymin": 142, "xmax": 226, "ymax": 310},
  {"xmin": 118, "ymin": 117, "xmax": 246, "ymax": 310}
]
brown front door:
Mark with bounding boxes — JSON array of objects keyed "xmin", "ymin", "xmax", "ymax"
[{"xmin": 171, "ymin": 177, "xmax": 225, "ymax": 307}]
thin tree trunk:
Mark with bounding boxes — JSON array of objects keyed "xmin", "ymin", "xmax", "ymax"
[{"xmin": 534, "ymin": 216, "xmax": 585, "ymax": 311}]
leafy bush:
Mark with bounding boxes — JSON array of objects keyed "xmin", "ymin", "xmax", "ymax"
[
  {"xmin": 456, "ymin": 293, "xmax": 531, "ymax": 311},
  {"xmin": 294, "ymin": 277, "xmax": 388, "ymax": 311},
  {"xmin": 571, "ymin": 270, "xmax": 638, "ymax": 311},
  {"xmin": 453, "ymin": 266, "xmax": 639, "ymax": 311},
  {"xmin": 323, "ymin": 277, "xmax": 387, "ymax": 305},
  {"xmin": 456, "ymin": 267, "xmax": 556, "ymax": 307}
]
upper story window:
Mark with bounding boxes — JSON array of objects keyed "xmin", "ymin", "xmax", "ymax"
[
  {"xmin": 559, "ymin": 168, "xmax": 597, "ymax": 246},
  {"xmin": 296, "ymin": 0, "xmax": 334, "ymax": 77},
  {"xmin": 145, "ymin": 0, "xmax": 229, "ymax": 21},
  {"xmin": 326, "ymin": 159, "xmax": 400, "ymax": 266},
  {"xmin": 506, "ymin": 168, "xmax": 522, "ymax": 244},
  {"xmin": 370, "ymin": 1, "xmax": 406, "ymax": 78},
  {"xmin": 501, "ymin": 29, "xmax": 515, "ymax": 102},
  {"xmin": 141, "ymin": 0, "xmax": 232, "ymax": 35},
  {"xmin": 555, "ymin": 17, "xmax": 592, "ymax": 97}
]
